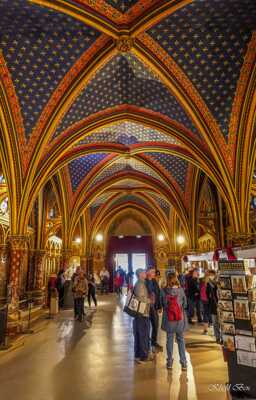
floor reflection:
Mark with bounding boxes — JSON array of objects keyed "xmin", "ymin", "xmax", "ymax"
[{"xmin": 0, "ymin": 295, "xmax": 228, "ymax": 400}]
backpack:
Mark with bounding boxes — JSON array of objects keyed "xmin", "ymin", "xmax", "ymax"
[{"xmin": 166, "ymin": 292, "xmax": 183, "ymax": 321}]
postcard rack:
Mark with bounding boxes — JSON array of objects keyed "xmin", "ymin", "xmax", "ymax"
[{"xmin": 218, "ymin": 260, "xmax": 256, "ymax": 398}]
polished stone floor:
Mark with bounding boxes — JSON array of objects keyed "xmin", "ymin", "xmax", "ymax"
[{"xmin": 0, "ymin": 295, "xmax": 228, "ymax": 400}]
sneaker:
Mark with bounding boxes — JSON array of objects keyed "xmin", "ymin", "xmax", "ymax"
[
  {"xmin": 181, "ymin": 364, "xmax": 187, "ymax": 371},
  {"xmin": 166, "ymin": 362, "xmax": 173, "ymax": 370},
  {"xmin": 202, "ymin": 330, "xmax": 208, "ymax": 335},
  {"xmin": 134, "ymin": 358, "xmax": 141, "ymax": 364}
]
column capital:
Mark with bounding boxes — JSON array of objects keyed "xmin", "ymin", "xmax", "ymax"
[
  {"xmin": 8, "ymin": 235, "xmax": 28, "ymax": 250},
  {"xmin": 229, "ymin": 233, "xmax": 255, "ymax": 247}
]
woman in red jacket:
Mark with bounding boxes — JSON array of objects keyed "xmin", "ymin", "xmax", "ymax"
[{"xmin": 114, "ymin": 272, "xmax": 123, "ymax": 297}]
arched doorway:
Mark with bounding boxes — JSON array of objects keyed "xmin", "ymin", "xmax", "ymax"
[{"xmin": 107, "ymin": 210, "xmax": 154, "ymax": 276}]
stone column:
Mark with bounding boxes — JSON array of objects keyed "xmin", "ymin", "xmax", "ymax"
[
  {"xmin": 8, "ymin": 235, "xmax": 28, "ymax": 309},
  {"xmin": 33, "ymin": 250, "xmax": 46, "ymax": 290}
]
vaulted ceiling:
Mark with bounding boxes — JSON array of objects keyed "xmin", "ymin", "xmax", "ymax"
[{"xmin": 0, "ymin": 0, "xmax": 255, "ymax": 239}]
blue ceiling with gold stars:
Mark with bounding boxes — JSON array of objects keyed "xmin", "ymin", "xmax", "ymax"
[
  {"xmin": 148, "ymin": 192, "xmax": 170, "ymax": 219},
  {"xmin": 54, "ymin": 53, "xmax": 200, "ymax": 138},
  {"xmin": 68, "ymin": 153, "xmax": 107, "ymax": 192},
  {"xmin": 0, "ymin": 0, "xmax": 100, "ymax": 139},
  {"xmin": 148, "ymin": 0, "xmax": 256, "ymax": 140},
  {"xmin": 79, "ymin": 121, "xmax": 179, "ymax": 145},
  {"xmin": 111, "ymin": 194, "xmax": 151, "ymax": 211},
  {"xmin": 91, "ymin": 158, "xmax": 168, "ymax": 189},
  {"xmin": 144, "ymin": 152, "xmax": 188, "ymax": 192},
  {"xmin": 89, "ymin": 192, "xmax": 114, "ymax": 220}
]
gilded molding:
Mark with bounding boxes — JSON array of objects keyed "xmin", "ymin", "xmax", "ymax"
[{"xmin": 116, "ymin": 35, "xmax": 134, "ymax": 52}]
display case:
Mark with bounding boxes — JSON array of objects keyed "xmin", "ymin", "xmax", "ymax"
[{"xmin": 218, "ymin": 260, "xmax": 256, "ymax": 398}]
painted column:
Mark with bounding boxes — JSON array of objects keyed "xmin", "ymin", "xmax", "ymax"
[
  {"xmin": 0, "ymin": 244, "xmax": 9, "ymax": 298},
  {"xmin": 80, "ymin": 256, "xmax": 87, "ymax": 273},
  {"xmin": 88, "ymin": 255, "xmax": 94, "ymax": 274},
  {"xmin": 34, "ymin": 250, "xmax": 46, "ymax": 290},
  {"xmin": 8, "ymin": 235, "xmax": 28, "ymax": 309},
  {"xmin": 60, "ymin": 249, "xmax": 72, "ymax": 271},
  {"xmin": 27, "ymin": 249, "xmax": 36, "ymax": 291}
]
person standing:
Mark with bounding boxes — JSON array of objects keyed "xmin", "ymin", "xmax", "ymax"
[
  {"xmin": 116, "ymin": 265, "xmax": 125, "ymax": 289},
  {"xmin": 72, "ymin": 271, "xmax": 88, "ymax": 322},
  {"xmin": 114, "ymin": 272, "xmax": 123, "ymax": 297},
  {"xmin": 155, "ymin": 269, "xmax": 165, "ymax": 289},
  {"xmin": 133, "ymin": 268, "xmax": 152, "ymax": 364},
  {"xmin": 87, "ymin": 273, "xmax": 97, "ymax": 308},
  {"xmin": 146, "ymin": 268, "xmax": 163, "ymax": 352},
  {"xmin": 126, "ymin": 270, "xmax": 134, "ymax": 293},
  {"xmin": 71, "ymin": 266, "xmax": 81, "ymax": 319},
  {"xmin": 206, "ymin": 270, "xmax": 221, "ymax": 343},
  {"xmin": 56, "ymin": 269, "xmax": 65, "ymax": 309},
  {"xmin": 187, "ymin": 269, "xmax": 202, "ymax": 324},
  {"xmin": 200, "ymin": 273, "xmax": 212, "ymax": 334},
  {"xmin": 100, "ymin": 267, "xmax": 110, "ymax": 294},
  {"xmin": 161, "ymin": 273, "xmax": 188, "ymax": 370}
]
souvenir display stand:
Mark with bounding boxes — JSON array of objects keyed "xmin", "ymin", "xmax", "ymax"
[{"xmin": 218, "ymin": 260, "xmax": 256, "ymax": 399}]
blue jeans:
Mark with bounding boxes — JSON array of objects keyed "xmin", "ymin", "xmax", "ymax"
[
  {"xmin": 188, "ymin": 298, "xmax": 202, "ymax": 322},
  {"xmin": 76, "ymin": 297, "xmax": 85, "ymax": 321},
  {"xmin": 202, "ymin": 301, "xmax": 212, "ymax": 324},
  {"xmin": 166, "ymin": 331, "xmax": 187, "ymax": 366},
  {"xmin": 149, "ymin": 306, "xmax": 159, "ymax": 346},
  {"xmin": 211, "ymin": 314, "xmax": 220, "ymax": 341},
  {"xmin": 133, "ymin": 316, "xmax": 150, "ymax": 360}
]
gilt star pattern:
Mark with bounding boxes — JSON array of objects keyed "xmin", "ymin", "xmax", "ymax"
[
  {"xmin": 54, "ymin": 53, "xmax": 199, "ymax": 138},
  {"xmin": 148, "ymin": 0, "xmax": 256, "ymax": 140},
  {"xmin": 0, "ymin": 0, "xmax": 100, "ymax": 138}
]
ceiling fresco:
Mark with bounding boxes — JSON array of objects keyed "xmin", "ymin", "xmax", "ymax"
[
  {"xmin": 1, "ymin": 0, "xmax": 255, "ymax": 237},
  {"xmin": 148, "ymin": 0, "xmax": 256, "ymax": 140},
  {"xmin": 53, "ymin": 53, "xmax": 199, "ymax": 138},
  {"xmin": 0, "ymin": 0, "xmax": 100, "ymax": 138}
]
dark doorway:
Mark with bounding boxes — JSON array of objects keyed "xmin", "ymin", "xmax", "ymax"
[{"xmin": 107, "ymin": 235, "xmax": 154, "ymax": 289}]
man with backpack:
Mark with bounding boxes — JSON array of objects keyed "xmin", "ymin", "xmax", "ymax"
[{"xmin": 161, "ymin": 273, "xmax": 188, "ymax": 370}]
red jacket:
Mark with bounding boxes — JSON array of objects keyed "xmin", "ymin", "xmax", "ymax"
[{"xmin": 114, "ymin": 275, "xmax": 122, "ymax": 288}]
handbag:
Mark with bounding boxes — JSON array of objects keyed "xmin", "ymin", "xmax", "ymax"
[{"xmin": 123, "ymin": 290, "xmax": 148, "ymax": 317}]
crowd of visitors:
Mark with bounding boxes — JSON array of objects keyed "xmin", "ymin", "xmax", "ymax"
[
  {"xmin": 50, "ymin": 262, "xmax": 221, "ymax": 370},
  {"xmin": 130, "ymin": 265, "xmax": 221, "ymax": 369}
]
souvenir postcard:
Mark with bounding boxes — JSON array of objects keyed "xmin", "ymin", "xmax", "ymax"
[{"xmin": 234, "ymin": 299, "xmax": 250, "ymax": 320}]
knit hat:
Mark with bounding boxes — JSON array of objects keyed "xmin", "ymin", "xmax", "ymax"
[{"xmin": 135, "ymin": 268, "xmax": 146, "ymax": 277}]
